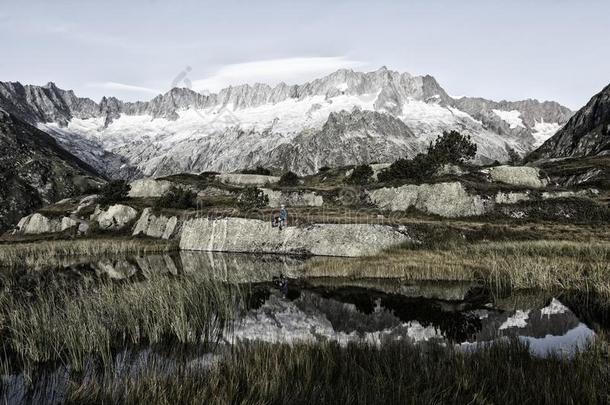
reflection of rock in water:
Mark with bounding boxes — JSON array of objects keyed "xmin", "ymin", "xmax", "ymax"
[
  {"xmin": 90, "ymin": 258, "xmax": 139, "ymax": 279},
  {"xmin": 13, "ymin": 252, "xmax": 309, "ymax": 283},
  {"xmin": 135, "ymin": 254, "xmax": 180, "ymax": 277},
  {"xmin": 179, "ymin": 251, "xmax": 307, "ymax": 283}
]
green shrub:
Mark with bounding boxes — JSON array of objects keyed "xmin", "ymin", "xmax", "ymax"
[
  {"xmin": 98, "ymin": 180, "xmax": 130, "ymax": 207},
  {"xmin": 278, "ymin": 171, "xmax": 299, "ymax": 187},
  {"xmin": 378, "ymin": 131, "xmax": 477, "ymax": 183},
  {"xmin": 154, "ymin": 186, "xmax": 198, "ymax": 210},
  {"xmin": 241, "ymin": 166, "xmax": 271, "ymax": 176},
  {"xmin": 238, "ymin": 187, "xmax": 269, "ymax": 210},
  {"xmin": 427, "ymin": 130, "xmax": 477, "ymax": 165},
  {"xmin": 377, "ymin": 153, "xmax": 437, "ymax": 183},
  {"xmin": 345, "ymin": 164, "xmax": 374, "ymax": 185}
]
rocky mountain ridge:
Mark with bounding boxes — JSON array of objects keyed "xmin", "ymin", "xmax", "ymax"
[
  {"xmin": 530, "ymin": 83, "xmax": 610, "ymax": 160},
  {"xmin": 0, "ymin": 108, "xmax": 103, "ymax": 230},
  {"xmin": 0, "ymin": 68, "xmax": 575, "ymax": 177}
]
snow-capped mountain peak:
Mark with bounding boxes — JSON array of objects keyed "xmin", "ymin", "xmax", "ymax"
[{"xmin": 0, "ymin": 68, "xmax": 574, "ymax": 178}]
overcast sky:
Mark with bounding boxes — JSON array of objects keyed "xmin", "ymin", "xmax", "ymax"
[{"xmin": 1, "ymin": 0, "xmax": 608, "ymax": 109}]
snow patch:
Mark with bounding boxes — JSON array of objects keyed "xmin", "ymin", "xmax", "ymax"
[
  {"xmin": 532, "ymin": 119, "xmax": 562, "ymax": 147},
  {"xmin": 493, "ymin": 109, "xmax": 525, "ymax": 129},
  {"xmin": 540, "ymin": 298, "xmax": 569, "ymax": 317},
  {"xmin": 499, "ymin": 310, "xmax": 530, "ymax": 330}
]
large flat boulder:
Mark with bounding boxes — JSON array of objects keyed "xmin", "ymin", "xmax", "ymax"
[
  {"xmin": 180, "ymin": 217, "xmax": 412, "ymax": 257},
  {"xmin": 128, "ymin": 179, "xmax": 174, "ymax": 198},
  {"xmin": 368, "ymin": 182, "xmax": 489, "ymax": 217},
  {"xmin": 486, "ymin": 166, "xmax": 548, "ymax": 188}
]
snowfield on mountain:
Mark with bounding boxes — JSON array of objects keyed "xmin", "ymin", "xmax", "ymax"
[{"xmin": 0, "ymin": 67, "xmax": 573, "ymax": 178}]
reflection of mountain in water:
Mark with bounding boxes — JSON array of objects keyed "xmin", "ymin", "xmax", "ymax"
[
  {"xmin": 229, "ymin": 284, "xmax": 594, "ymax": 356},
  {"xmin": 6, "ymin": 251, "xmax": 597, "ymax": 356},
  {"xmin": 475, "ymin": 298, "xmax": 580, "ymax": 341}
]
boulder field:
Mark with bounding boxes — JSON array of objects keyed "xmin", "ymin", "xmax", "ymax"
[
  {"xmin": 367, "ymin": 180, "xmax": 597, "ymax": 218},
  {"xmin": 7, "ymin": 164, "xmax": 603, "ymax": 257}
]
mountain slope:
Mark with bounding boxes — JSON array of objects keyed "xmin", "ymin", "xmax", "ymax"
[
  {"xmin": 530, "ymin": 83, "xmax": 610, "ymax": 160},
  {"xmin": 0, "ymin": 68, "xmax": 574, "ymax": 177},
  {"xmin": 0, "ymin": 109, "xmax": 104, "ymax": 230}
]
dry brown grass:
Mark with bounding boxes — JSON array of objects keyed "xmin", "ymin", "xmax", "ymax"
[
  {"xmin": 0, "ymin": 238, "xmax": 177, "ymax": 269},
  {"xmin": 302, "ymin": 240, "xmax": 610, "ymax": 296}
]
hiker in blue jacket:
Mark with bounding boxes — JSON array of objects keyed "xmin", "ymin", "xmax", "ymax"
[{"xmin": 279, "ymin": 204, "xmax": 288, "ymax": 230}]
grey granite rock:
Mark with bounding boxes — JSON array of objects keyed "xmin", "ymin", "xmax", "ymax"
[{"xmin": 180, "ymin": 217, "xmax": 413, "ymax": 257}]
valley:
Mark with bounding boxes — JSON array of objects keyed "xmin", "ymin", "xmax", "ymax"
[{"xmin": 0, "ymin": 56, "xmax": 609, "ymax": 405}]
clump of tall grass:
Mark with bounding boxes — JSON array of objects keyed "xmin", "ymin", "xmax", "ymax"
[
  {"xmin": 0, "ymin": 238, "xmax": 177, "ymax": 269},
  {"xmin": 0, "ymin": 272, "xmax": 244, "ymax": 373},
  {"xmin": 60, "ymin": 340, "xmax": 610, "ymax": 404},
  {"xmin": 303, "ymin": 240, "xmax": 610, "ymax": 296}
]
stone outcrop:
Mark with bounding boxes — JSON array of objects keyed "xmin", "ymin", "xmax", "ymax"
[
  {"xmin": 371, "ymin": 163, "xmax": 392, "ymax": 180},
  {"xmin": 368, "ymin": 181, "xmax": 597, "ymax": 217},
  {"xmin": 74, "ymin": 194, "xmax": 98, "ymax": 214},
  {"xmin": 216, "ymin": 173, "xmax": 279, "ymax": 187},
  {"xmin": 128, "ymin": 179, "xmax": 175, "ymax": 198},
  {"xmin": 262, "ymin": 189, "xmax": 324, "ymax": 207},
  {"xmin": 368, "ymin": 182, "xmax": 489, "ymax": 217},
  {"xmin": 132, "ymin": 208, "xmax": 179, "ymax": 239},
  {"xmin": 486, "ymin": 166, "xmax": 548, "ymax": 188},
  {"xmin": 180, "ymin": 217, "xmax": 413, "ymax": 257},
  {"xmin": 494, "ymin": 192, "xmax": 531, "ymax": 205},
  {"xmin": 91, "ymin": 259, "xmax": 139, "ymax": 279},
  {"xmin": 435, "ymin": 163, "xmax": 467, "ymax": 177},
  {"xmin": 91, "ymin": 204, "xmax": 138, "ymax": 230},
  {"xmin": 14, "ymin": 213, "xmax": 81, "ymax": 234},
  {"xmin": 15, "ymin": 213, "xmax": 61, "ymax": 234}
]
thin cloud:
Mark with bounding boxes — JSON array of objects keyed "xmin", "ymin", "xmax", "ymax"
[
  {"xmin": 86, "ymin": 81, "xmax": 162, "ymax": 95},
  {"xmin": 192, "ymin": 56, "xmax": 366, "ymax": 93}
]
